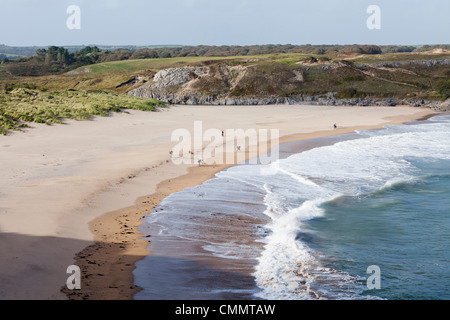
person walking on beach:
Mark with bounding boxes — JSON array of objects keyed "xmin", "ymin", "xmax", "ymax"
[{"xmin": 334, "ymin": 123, "xmax": 338, "ymax": 129}]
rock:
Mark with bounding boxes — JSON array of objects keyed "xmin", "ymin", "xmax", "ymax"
[
  {"xmin": 116, "ymin": 75, "xmax": 149, "ymax": 88},
  {"xmin": 364, "ymin": 59, "xmax": 450, "ymax": 69},
  {"xmin": 439, "ymin": 98, "xmax": 450, "ymax": 111},
  {"xmin": 132, "ymin": 91, "xmax": 442, "ymax": 108},
  {"xmin": 151, "ymin": 67, "xmax": 207, "ymax": 89}
]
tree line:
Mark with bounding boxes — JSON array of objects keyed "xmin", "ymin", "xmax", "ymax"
[{"xmin": 2, "ymin": 44, "xmax": 449, "ymax": 76}]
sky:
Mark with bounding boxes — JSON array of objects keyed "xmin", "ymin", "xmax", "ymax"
[{"xmin": 0, "ymin": 0, "xmax": 448, "ymax": 47}]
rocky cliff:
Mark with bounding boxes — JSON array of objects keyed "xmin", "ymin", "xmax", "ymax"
[{"xmin": 127, "ymin": 63, "xmax": 450, "ymax": 111}]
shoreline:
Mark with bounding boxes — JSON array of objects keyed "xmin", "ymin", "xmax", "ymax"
[
  {"xmin": 63, "ymin": 107, "xmax": 439, "ymax": 300},
  {"xmin": 0, "ymin": 104, "xmax": 438, "ymax": 300}
]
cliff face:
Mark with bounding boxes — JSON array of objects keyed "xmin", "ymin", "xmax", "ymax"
[
  {"xmin": 127, "ymin": 63, "xmax": 449, "ymax": 110},
  {"xmin": 151, "ymin": 67, "xmax": 208, "ymax": 89},
  {"xmin": 128, "ymin": 63, "xmax": 307, "ymax": 105}
]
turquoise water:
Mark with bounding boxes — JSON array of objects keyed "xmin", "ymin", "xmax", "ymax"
[{"xmin": 306, "ymin": 157, "xmax": 450, "ymax": 300}]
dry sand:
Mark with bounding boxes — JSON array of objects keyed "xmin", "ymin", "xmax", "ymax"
[{"xmin": 0, "ymin": 104, "xmax": 436, "ymax": 300}]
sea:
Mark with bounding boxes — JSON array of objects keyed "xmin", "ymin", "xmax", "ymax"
[{"xmin": 134, "ymin": 114, "xmax": 450, "ymax": 300}]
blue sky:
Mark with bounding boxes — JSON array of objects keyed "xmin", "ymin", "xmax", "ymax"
[{"xmin": 0, "ymin": 0, "xmax": 448, "ymax": 46}]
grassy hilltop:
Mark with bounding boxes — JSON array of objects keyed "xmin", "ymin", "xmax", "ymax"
[{"xmin": 1, "ymin": 45, "xmax": 449, "ymax": 134}]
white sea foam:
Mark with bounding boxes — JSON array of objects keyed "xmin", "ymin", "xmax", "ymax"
[{"xmin": 248, "ymin": 115, "xmax": 450, "ymax": 300}]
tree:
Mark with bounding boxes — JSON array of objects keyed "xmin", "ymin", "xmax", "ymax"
[{"xmin": 160, "ymin": 51, "xmax": 172, "ymax": 58}]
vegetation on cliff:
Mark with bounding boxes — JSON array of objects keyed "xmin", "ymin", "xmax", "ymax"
[{"xmin": 1, "ymin": 45, "xmax": 449, "ymax": 134}]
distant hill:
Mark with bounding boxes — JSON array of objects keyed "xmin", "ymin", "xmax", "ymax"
[
  {"xmin": 2, "ymin": 43, "xmax": 450, "ymax": 59},
  {"xmin": 0, "ymin": 44, "xmax": 183, "ymax": 58},
  {"xmin": 1, "ymin": 43, "xmax": 448, "ymax": 77},
  {"xmin": 0, "ymin": 45, "xmax": 46, "ymax": 58}
]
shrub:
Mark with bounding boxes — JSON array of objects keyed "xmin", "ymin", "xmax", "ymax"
[
  {"xmin": 337, "ymin": 88, "xmax": 367, "ymax": 99},
  {"xmin": 438, "ymin": 80, "xmax": 450, "ymax": 100},
  {"xmin": 342, "ymin": 76, "xmax": 365, "ymax": 82}
]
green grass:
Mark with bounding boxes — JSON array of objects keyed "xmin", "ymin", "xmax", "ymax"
[
  {"xmin": 83, "ymin": 53, "xmax": 313, "ymax": 74},
  {"xmin": 85, "ymin": 56, "xmax": 241, "ymax": 74},
  {"xmin": 0, "ymin": 88, "xmax": 165, "ymax": 135}
]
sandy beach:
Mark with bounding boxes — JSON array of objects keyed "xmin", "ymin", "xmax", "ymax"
[{"xmin": 0, "ymin": 104, "xmax": 436, "ymax": 300}]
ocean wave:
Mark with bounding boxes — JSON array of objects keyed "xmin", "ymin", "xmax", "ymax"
[{"xmin": 251, "ymin": 115, "xmax": 450, "ymax": 300}]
